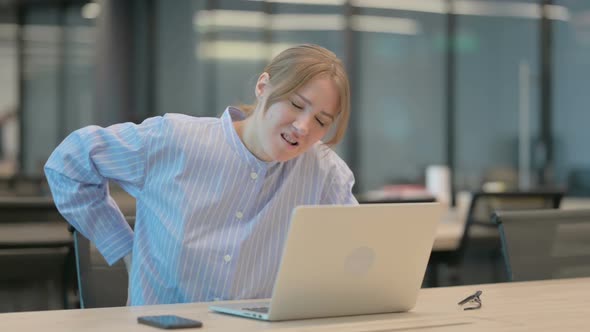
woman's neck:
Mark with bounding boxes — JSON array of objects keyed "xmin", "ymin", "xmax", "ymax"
[{"xmin": 233, "ymin": 116, "xmax": 272, "ymax": 162}]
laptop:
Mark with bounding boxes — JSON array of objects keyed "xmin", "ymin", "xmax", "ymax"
[{"xmin": 209, "ymin": 202, "xmax": 443, "ymax": 321}]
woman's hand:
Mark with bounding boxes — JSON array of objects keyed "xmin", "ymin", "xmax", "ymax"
[
  {"xmin": 123, "ymin": 253, "xmax": 132, "ymax": 305},
  {"xmin": 123, "ymin": 253, "xmax": 132, "ymax": 275}
]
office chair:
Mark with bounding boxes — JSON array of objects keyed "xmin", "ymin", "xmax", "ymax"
[
  {"xmin": 494, "ymin": 209, "xmax": 590, "ymax": 282},
  {"xmin": 427, "ymin": 191, "xmax": 563, "ymax": 286},
  {"xmin": 71, "ymin": 216, "xmax": 135, "ymax": 308}
]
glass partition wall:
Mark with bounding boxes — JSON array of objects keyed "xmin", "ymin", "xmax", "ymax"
[
  {"xmin": 9, "ymin": 0, "xmax": 590, "ymax": 197},
  {"xmin": 19, "ymin": 2, "xmax": 96, "ymax": 175},
  {"xmin": 553, "ymin": 0, "xmax": 590, "ymax": 194},
  {"xmin": 454, "ymin": 0, "xmax": 542, "ymax": 192},
  {"xmin": 0, "ymin": 8, "xmax": 18, "ymax": 177}
]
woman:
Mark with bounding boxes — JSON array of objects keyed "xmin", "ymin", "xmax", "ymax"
[{"xmin": 45, "ymin": 44, "xmax": 357, "ymax": 305}]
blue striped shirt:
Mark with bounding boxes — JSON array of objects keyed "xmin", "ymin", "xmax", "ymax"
[{"xmin": 45, "ymin": 107, "xmax": 357, "ymax": 305}]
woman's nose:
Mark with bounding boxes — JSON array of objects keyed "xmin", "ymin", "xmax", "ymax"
[{"xmin": 292, "ymin": 116, "xmax": 311, "ymax": 136}]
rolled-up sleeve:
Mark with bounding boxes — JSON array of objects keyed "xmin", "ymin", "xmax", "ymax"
[{"xmin": 44, "ymin": 116, "xmax": 162, "ymax": 265}]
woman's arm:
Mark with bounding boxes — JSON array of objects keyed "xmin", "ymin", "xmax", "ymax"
[{"xmin": 44, "ymin": 117, "xmax": 162, "ymax": 265}]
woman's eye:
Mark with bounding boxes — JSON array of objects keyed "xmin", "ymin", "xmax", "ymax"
[
  {"xmin": 315, "ymin": 117, "xmax": 325, "ymax": 127},
  {"xmin": 291, "ymin": 101, "xmax": 303, "ymax": 110}
]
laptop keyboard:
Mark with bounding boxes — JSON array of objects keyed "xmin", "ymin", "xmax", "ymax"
[{"xmin": 243, "ymin": 306, "xmax": 269, "ymax": 313}]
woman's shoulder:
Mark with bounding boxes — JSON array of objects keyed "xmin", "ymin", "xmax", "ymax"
[
  {"xmin": 153, "ymin": 113, "xmax": 221, "ymax": 133},
  {"xmin": 161, "ymin": 113, "xmax": 219, "ymax": 126},
  {"xmin": 136, "ymin": 114, "xmax": 224, "ymax": 146},
  {"xmin": 302, "ymin": 143, "xmax": 353, "ymax": 178}
]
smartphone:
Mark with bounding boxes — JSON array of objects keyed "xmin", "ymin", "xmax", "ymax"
[{"xmin": 137, "ymin": 315, "xmax": 203, "ymax": 329}]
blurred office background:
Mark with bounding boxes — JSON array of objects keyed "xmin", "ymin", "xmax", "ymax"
[
  {"xmin": 0, "ymin": 0, "xmax": 589, "ymax": 312},
  {"xmin": 2, "ymin": 0, "xmax": 590, "ymax": 195}
]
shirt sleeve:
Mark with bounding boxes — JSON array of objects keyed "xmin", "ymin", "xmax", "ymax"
[
  {"xmin": 321, "ymin": 160, "xmax": 359, "ymax": 205},
  {"xmin": 44, "ymin": 116, "xmax": 162, "ymax": 265}
]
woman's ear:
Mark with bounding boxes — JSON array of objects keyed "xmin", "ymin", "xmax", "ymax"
[{"xmin": 255, "ymin": 72, "xmax": 270, "ymax": 99}]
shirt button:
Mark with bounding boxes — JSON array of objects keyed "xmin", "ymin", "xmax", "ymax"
[
  {"xmin": 250, "ymin": 172, "xmax": 258, "ymax": 180},
  {"xmin": 236, "ymin": 211, "xmax": 243, "ymax": 219},
  {"xmin": 223, "ymin": 254, "xmax": 232, "ymax": 263}
]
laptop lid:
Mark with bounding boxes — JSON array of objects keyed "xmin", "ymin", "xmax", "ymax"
[{"xmin": 211, "ymin": 202, "xmax": 443, "ymax": 321}]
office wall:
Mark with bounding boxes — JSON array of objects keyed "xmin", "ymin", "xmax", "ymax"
[
  {"xmin": 553, "ymin": 0, "xmax": 590, "ymax": 185},
  {"xmin": 455, "ymin": 0, "xmax": 541, "ymax": 190},
  {"xmin": 21, "ymin": 7, "xmax": 61, "ymax": 175},
  {"xmin": 63, "ymin": 5, "xmax": 95, "ymax": 135},
  {"xmin": 19, "ymin": 4, "xmax": 96, "ymax": 175},
  {"xmin": 0, "ymin": 11, "xmax": 18, "ymax": 169},
  {"xmin": 356, "ymin": 8, "xmax": 445, "ymax": 191},
  {"xmin": 9, "ymin": 0, "xmax": 590, "ymax": 195},
  {"xmin": 156, "ymin": 0, "xmax": 204, "ymax": 117}
]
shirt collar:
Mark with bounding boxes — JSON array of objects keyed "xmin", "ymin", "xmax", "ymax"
[{"xmin": 221, "ymin": 106, "xmax": 279, "ymax": 170}]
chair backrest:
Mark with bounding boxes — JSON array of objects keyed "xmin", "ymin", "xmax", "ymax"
[
  {"xmin": 494, "ymin": 209, "xmax": 590, "ymax": 282},
  {"xmin": 457, "ymin": 191, "xmax": 563, "ymax": 258},
  {"xmin": 73, "ymin": 216, "xmax": 135, "ymax": 308}
]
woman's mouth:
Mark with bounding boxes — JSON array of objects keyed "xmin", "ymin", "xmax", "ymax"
[{"xmin": 281, "ymin": 133, "xmax": 298, "ymax": 146}]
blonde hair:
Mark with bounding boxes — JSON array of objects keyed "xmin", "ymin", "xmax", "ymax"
[{"xmin": 239, "ymin": 44, "xmax": 350, "ymax": 147}]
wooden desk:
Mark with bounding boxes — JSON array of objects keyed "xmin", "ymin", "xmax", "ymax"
[
  {"xmin": 433, "ymin": 208, "xmax": 465, "ymax": 252},
  {"xmin": 0, "ymin": 277, "xmax": 588, "ymax": 331},
  {"xmin": 561, "ymin": 197, "xmax": 590, "ymax": 210}
]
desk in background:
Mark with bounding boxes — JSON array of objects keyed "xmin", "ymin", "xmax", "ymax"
[
  {"xmin": 0, "ymin": 196, "xmax": 72, "ymax": 312},
  {"xmin": 428, "ymin": 196, "xmax": 590, "ymax": 286},
  {"xmin": 0, "ymin": 196, "xmax": 62, "ymax": 222},
  {"xmin": 0, "ymin": 196, "xmax": 70, "ymax": 250},
  {"xmin": 432, "ymin": 196, "xmax": 590, "ymax": 253},
  {"xmin": 0, "ymin": 277, "xmax": 588, "ymax": 331}
]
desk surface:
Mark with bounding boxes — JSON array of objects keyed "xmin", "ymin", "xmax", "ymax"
[
  {"xmin": 433, "ymin": 208, "xmax": 465, "ymax": 251},
  {"xmin": 1, "ymin": 277, "xmax": 588, "ymax": 331}
]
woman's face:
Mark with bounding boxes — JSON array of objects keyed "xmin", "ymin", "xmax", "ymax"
[{"xmin": 250, "ymin": 74, "xmax": 340, "ymax": 162}]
